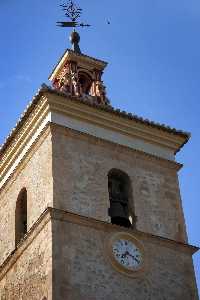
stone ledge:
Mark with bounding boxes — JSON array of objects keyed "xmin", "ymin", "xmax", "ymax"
[
  {"xmin": 50, "ymin": 207, "xmax": 199, "ymax": 254},
  {"xmin": 0, "ymin": 208, "xmax": 51, "ymax": 281},
  {"xmin": 0, "ymin": 207, "xmax": 198, "ymax": 282},
  {"xmin": 0, "ymin": 85, "xmax": 190, "ymax": 161}
]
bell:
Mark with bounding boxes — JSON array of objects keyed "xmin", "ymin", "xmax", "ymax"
[
  {"xmin": 108, "ymin": 173, "xmax": 132, "ymax": 228},
  {"xmin": 109, "ymin": 201, "xmax": 131, "ymax": 228}
]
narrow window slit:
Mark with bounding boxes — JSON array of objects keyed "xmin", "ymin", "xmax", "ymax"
[{"xmin": 15, "ymin": 188, "xmax": 27, "ymax": 246}]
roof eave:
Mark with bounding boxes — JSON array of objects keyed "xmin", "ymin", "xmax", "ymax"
[{"xmin": 0, "ymin": 85, "xmax": 190, "ymax": 159}]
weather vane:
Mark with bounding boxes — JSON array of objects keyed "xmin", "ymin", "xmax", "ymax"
[{"xmin": 57, "ymin": 0, "xmax": 91, "ymax": 29}]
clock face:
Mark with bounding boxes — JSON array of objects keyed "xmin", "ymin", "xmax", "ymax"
[{"xmin": 112, "ymin": 239, "xmax": 143, "ymax": 270}]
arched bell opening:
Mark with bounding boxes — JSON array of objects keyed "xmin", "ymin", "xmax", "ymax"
[
  {"xmin": 108, "ymin": 169, "xmax": 135, "ymax": 228},
  {"xmin": 78, "ymin": 72, "xmax": 93, "ymax": 95}
]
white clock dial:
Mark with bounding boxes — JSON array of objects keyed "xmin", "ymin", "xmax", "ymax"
[{"xmin": 112, "ymin": 239, "xmax": 143, "ymax": 270}]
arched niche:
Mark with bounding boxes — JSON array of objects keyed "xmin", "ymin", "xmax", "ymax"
[
  {"xmin": 108, "ymin": 169, "xmax": 135, "ymax": 228},
  {"xmin": 15, "ymin": 188, "xmax": 27, "ymax": 247},
  {"xmin": 78, "ymin": 71, "xmax": 93, "ymax": 95}
]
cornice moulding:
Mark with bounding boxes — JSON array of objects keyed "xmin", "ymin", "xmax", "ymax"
[
  {"xmin": 0, "ymin": 97, "xmax": 50, "ymax": 188},
  {"xmin": 47, "ymin": 93, "xmax": 185, "ymax": 155},
  {"xmin": 0, "ymin": 207, "xmax": 198, "ymax": 281},
  {"xmin": 0, "ymin": 91, "xmax": 187, "ymax": 188},
  {"xmin": 0, "ymin": 208, "xmax": 51, "ymax": 281},
  {"xmin": 0, "ymin": 86, "xmax": 189, "ymax": 159},
  {"xmin": 0, "ymin": 125, "xmax": 51, "ymax": 195},
  {"xmin": 50, "ymin": 207, "xmax": 198, "ymax": 254}
]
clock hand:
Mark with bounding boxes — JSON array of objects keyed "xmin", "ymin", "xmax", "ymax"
[
  {"xmin": 125, "ymin": 251, "xmax": 140, "ymax": 264},
  {"xmin": 133, "ymin": 257, "xmax": 140, "ymax": 264}
]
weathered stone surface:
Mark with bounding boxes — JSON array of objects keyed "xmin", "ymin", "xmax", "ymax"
[
  {"xmin": 0, "ymin": 221, "xmax": 52, "ymax": 300},
  {"xmin": 0, "ymin": 120, "xmax": 197, "ymax": 299},
  {"xmin": 52, "ymin": 125, "xmax": 187, "ymax": 242},
  {"xmin": 52, "ymin": 213, "xmax": 198, "ymax": 300},
  {"xmin": 0, "ymin": 129, "xmax": 53, "ymax": 265}
]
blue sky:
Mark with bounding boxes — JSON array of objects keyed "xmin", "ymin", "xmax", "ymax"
[{"xmin": 0, "ymin": 0, "xmax": 199, "ymax": 294}]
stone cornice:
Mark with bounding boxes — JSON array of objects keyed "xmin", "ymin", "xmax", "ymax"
[
  {"xmin": 0, "ymin": 207, "xmax": 198, "ymax": 281},
  {"xmin": 0, "ymin": 87, "xmax": 47, "ymax": 159},
  {"xmin": 0, "ymin": 95, "xmax": 50, "ymax": 188},
  {"xmin": 0, "ymin": 96, "xmax": 48, "ymax": 165},
  {"xmin": 50, "ymin": 208, "xmax": 199, "ymax": 254},
  {"xmin": 0, "ymin": 88, "xmax": 186, "ymax": 188},
  {"xmin": 0, "ymin": 208, "xmax": 51, "ymax": 281},
  {"xmin": 47, "ymin": 92, "xmax": 186, "ymax": 155},
  {"xmin": 0, "ymin": 85, "xmax": 190, "ymax": 160},
  {"xmin": 0, "ymin": 125, "xmax": 51, "ymax": 195},
  {"xmin": 45, "ymin": 87, "xmax": 190, "ymax": 142}
]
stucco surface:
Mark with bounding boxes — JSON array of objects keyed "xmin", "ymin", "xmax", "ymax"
[
  {"xmin": 52, "ymin": 125, "xmax": 187, "ymax": 242},
  {"xmin": 52, "ymin": 216, "xmax": 198, "ymax": 300},
  {"xmin": 0, "ymin": 130, "xmax": 53, "ymax": 265}
]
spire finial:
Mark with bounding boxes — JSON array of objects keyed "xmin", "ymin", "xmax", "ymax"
[
  {"xmin": 57, "ymin": 0, "xmax": 91, "ymax": 52},
  {"xmin": 70, "ymin": 30, "xmax": 81, "ymax": 53}
]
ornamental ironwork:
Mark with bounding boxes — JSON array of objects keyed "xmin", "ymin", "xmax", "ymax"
[{"xmin": 57, "ymin": 0, "xmax": 91, "ymax": 28}]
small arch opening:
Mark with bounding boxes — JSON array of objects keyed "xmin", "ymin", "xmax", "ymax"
[
  {"xmin": 79, "ymin": 72, "xmax": 92, "ymax": 95},
  {"xmin": 15, "ymin": 188, "xmax": 27, "ymax": 246},
  {"xmin": 108, "ymin": 169, "xmax": 135, "ymax": 228}
]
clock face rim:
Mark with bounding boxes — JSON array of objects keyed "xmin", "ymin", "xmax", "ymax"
[
  {"xmin": 106, "ymin": 232, "xmax": 145, "ymax": 277},
  {"xmin": 112, "ymin": 238, "xmax": 143, "ymax": 270}
]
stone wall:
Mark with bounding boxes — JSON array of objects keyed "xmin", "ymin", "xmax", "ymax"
[
  {"xmin": 0, "ymin": 205, "xmax": 197, "ymax": 300},
  {"xmin": 0, "ymin": 128, "xmax": 53, "ymax": 266},
  {"xmin": 0, "ymin": 219, "xmax": 52, "ymax": 300},
  {"xmin": 0, "ymin": 120, "xmax": 188, "ymax": 269},
  {"xmin": 52, "ymin": 125, "xmax": 187, "ymax": 242},
  {"xmin": 52, "ymin": 212, "xmax": 198, "ymax": 300}
]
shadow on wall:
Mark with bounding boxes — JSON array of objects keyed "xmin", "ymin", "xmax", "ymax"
[
  {"xmin": 15, "ymin": 187, "xmax": 27, "ymax": 247},
  {"xmin": 108, "ymin": 168, "xmax": 137, "ymax": 228}
]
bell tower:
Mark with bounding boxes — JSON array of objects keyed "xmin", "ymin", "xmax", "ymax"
[
  {"xmin": 0, "ymin": 1, "xmax": 199, "ymax": 299},
  {"xmin": 49, "ymin": 31, "xmax": 109, "ymax": 106}
]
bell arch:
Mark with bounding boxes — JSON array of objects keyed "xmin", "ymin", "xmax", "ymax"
[
  {"xmin": 78, "ymin": 71, "xmax": 93, "ymax": 95},
  {"xmin": 108, "ymin": 169, "xmax": 135, "ymax": 228}
]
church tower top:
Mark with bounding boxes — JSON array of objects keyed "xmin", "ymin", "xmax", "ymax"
[{"xmin": 49, "ymin": 0, "xmax": 110, "ymax": 106}]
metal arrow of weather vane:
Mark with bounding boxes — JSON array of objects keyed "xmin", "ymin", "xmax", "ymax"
[{"xmin": 57, "ymin": 0, "xmax": 91, "ymax": 29}]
